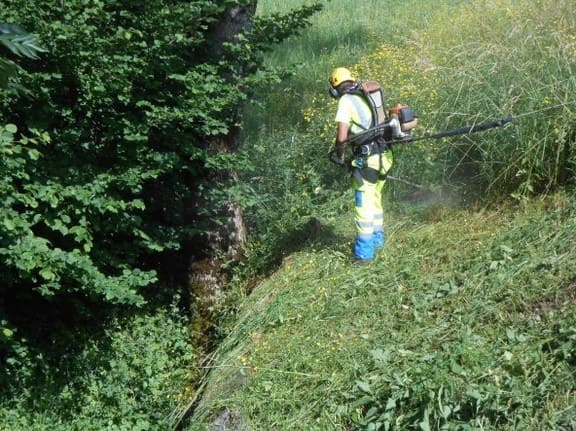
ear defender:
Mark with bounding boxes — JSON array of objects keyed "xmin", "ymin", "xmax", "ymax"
[{"xmin": 328, "ymin": 86, "xmax": 340, "ymax": 98}]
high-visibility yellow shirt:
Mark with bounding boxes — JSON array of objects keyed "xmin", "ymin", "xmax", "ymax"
[{"xmin": 334, "ymin": 93, "xmax": 373, "ymax": 136}]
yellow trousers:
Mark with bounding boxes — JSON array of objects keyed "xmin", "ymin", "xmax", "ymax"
[{"xmin": 351, "ymin": 149, "xmax": 394, "ymax": 260}]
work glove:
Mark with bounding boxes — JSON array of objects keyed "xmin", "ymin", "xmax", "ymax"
[{"xmin": 330, "ymin": 152, "xmax": 346, "ymax": 167}]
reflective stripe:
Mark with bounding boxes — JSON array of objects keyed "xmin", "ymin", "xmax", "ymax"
[
  {"xmin": 374, "ymin": 212, "xmax": 384, "ymax": 231},
  {"xmin": 356, "ymin": 220, "xmax": 373, "ymax": 229},
  {"xmin": 355, "ymin": 190, "xmax": 363, "ymax": 207}
]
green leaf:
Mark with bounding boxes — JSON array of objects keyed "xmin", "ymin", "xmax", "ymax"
[
  {"xmin": 0, "ymin": 23, "xmax": 47, "ymax": 59},
  {"xmin": 419, "ymin": 408, "xmax": 431, "ymax": 431},
  {"xmin": 3, "ymin": 218, "xmax": 16, "ymax": 230},
  {"xmin": 356, "ymin": 380, "xmax": 372, "ymax": 394},
  {"xmin": 450, "ymin": 361, "xmax": 467, "ymax": 376},
  {"xmin": 39, "ymin": 268, "xmax": 56, "ymax": 281}
]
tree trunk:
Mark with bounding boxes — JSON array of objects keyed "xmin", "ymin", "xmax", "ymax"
[
  {"xmin": 203, "ymin": 0, "xmax": 256, "ymax": 256},
  {"xmin": 188, "ymin": 2, "xmax": 255, "ymax": 344}
]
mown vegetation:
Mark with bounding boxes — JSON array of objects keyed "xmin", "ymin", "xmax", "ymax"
[
  {"xmin": 188, "ymin": 195, "xmax": 576, "ymax": 430},
  {"xmin": 183, "ymin": 0, "xmax": 576, "ymax": 429}
]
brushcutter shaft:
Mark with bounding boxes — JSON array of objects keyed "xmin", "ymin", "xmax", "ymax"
[
  {"xmin": 424, "ymin": 116, "xmax": 514, "ymax": 140},
  {"xmin": 329, "ymin": 115, "xmax": 515, "ymax": 164}
]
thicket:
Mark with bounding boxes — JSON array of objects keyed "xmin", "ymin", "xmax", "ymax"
[
  {"xmin": 0, "ymin": 1, "xmax": 324, "ymax": 429},
  {"xmin": 2, "ymin": 0, "xmax": 576, "ymax": 428}
]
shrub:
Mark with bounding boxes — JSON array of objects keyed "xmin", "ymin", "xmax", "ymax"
[{"xmin": 0, "ymin": 304, "xmax": 197, "ymax": 431}]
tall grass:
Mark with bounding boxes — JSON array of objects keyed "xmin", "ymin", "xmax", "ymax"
[
  {"xmin": 413, "ymin": 0, "xmax": 576, "ymax": 197},
  {"xmin": 243, "ymin": 0, "xmax": 576, "ymax": 235},
  {"xmin": 246, "ymin": 0, "xmax": 466, "ymax": 133}
]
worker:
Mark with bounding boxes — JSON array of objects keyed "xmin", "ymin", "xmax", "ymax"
[{"xmin": 328, "ymin": 67, "xmax": 405, "ymax": 262}]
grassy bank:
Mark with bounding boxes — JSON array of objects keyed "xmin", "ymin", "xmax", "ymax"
[{"xmin": 185, "ymin": 192, "xmax": 576, "ymax": 430}]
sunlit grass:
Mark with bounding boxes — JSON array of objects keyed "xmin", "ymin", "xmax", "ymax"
[
  {"xmin": 183, "ymin": 0, "xmax": 576, "ymax": 429},
  {"xmin": 247, "ymin": 0, "xmax": 576, "ymax": 201},
  {"xmin": 187, "ymin": 192, "xmax": 576, "ymax": 430},
  {"xmin": 410, "ymin": 0, "xmax": 576, "ymax": 196},
  {"xmin": 245, "ymin": 0, "xmax": 464, "ymax": 136}
]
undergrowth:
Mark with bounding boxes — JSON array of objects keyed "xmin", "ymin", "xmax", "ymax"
[{"xmin": 0, "ymin": 302, "xmax": 197, "ymax": 431}]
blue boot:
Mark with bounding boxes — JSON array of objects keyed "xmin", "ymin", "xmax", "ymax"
[
  {"xmin": 373, "ymin": 230, "xmax": 385, "ymax": 250},
  {"xmin": 354, "ymin": 233, "xmax": 375, "ymax": 261}
]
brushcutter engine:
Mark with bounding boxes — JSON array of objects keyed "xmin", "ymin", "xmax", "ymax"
[{"xmin": 389, "ymin": 103, "xmax": 418, "ymax": 133}]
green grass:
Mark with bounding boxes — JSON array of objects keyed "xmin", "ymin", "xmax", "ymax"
[
  {"xmin": 178, "ymin": 1, "xmax": 576, "ymax": 428},
  {"xmin": 183, "ymin": 193, "xmax": 576, "ymax": 430},
  {"xmin": 245, "ymin": 0, "xmax": 576, "ymax": 203},
  {"xmin": 245, "ymin": 0, "xmax": 468, "ymax": 135}
]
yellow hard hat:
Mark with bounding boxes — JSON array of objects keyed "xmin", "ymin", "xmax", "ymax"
[{"xmin": 329, "ymin": 67, "xmax": 354, "ymax": 88}]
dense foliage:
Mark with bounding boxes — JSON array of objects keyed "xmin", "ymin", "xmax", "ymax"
[
  {"xmin": 0, "ymin": 0, "xmax": 322, "ymax": 330},
  {"xmin": 1, "ymin": 301, "xmax": 198, "ymax": 431},
  {"xmin": 1, "ymin": 1, "xmax": 246, "ymax": 311},
  {"xmin": 0, "ymin": 1, "xmax": 323, "ymax": 429}
]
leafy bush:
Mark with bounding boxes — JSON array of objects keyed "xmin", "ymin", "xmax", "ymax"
[
  {"xmin": 0, "ymin": 2, "xmax": 213, "ymax": 314},
  {"xmin": 0, "ymin": 304, "xmax": 197, "ymax": 431},
  {"xmin": 0, "ymin": 1, "xmax": 331, "ymax": 429},
  {"xmin": 0, "ymin": 0, "xmax": 324, "ymax": 339},
  {"xmin": 0, "ymin": 0, "xmax": 255, "ymax": 302}
]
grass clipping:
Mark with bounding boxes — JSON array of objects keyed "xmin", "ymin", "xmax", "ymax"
[{"xmin": 185, "ymin": 193, "xmax": 576, "ymax": 430}]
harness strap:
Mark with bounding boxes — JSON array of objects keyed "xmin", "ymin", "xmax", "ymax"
[
  {"xmin": 351, "ymin": 143, "xmax": 393, "ymax": 186},
  {"xmin": 353, "ymin": 140, "xmax": 390, "ymax": 157}
]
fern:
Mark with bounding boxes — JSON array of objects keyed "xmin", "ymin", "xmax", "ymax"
[
  {"xmin": 0, "ymin": 23, "xmax": 46, "ymax": 58},
  {"xmin": 0, "ymin": 23, "xmax": 46, "ymax": 87}
]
